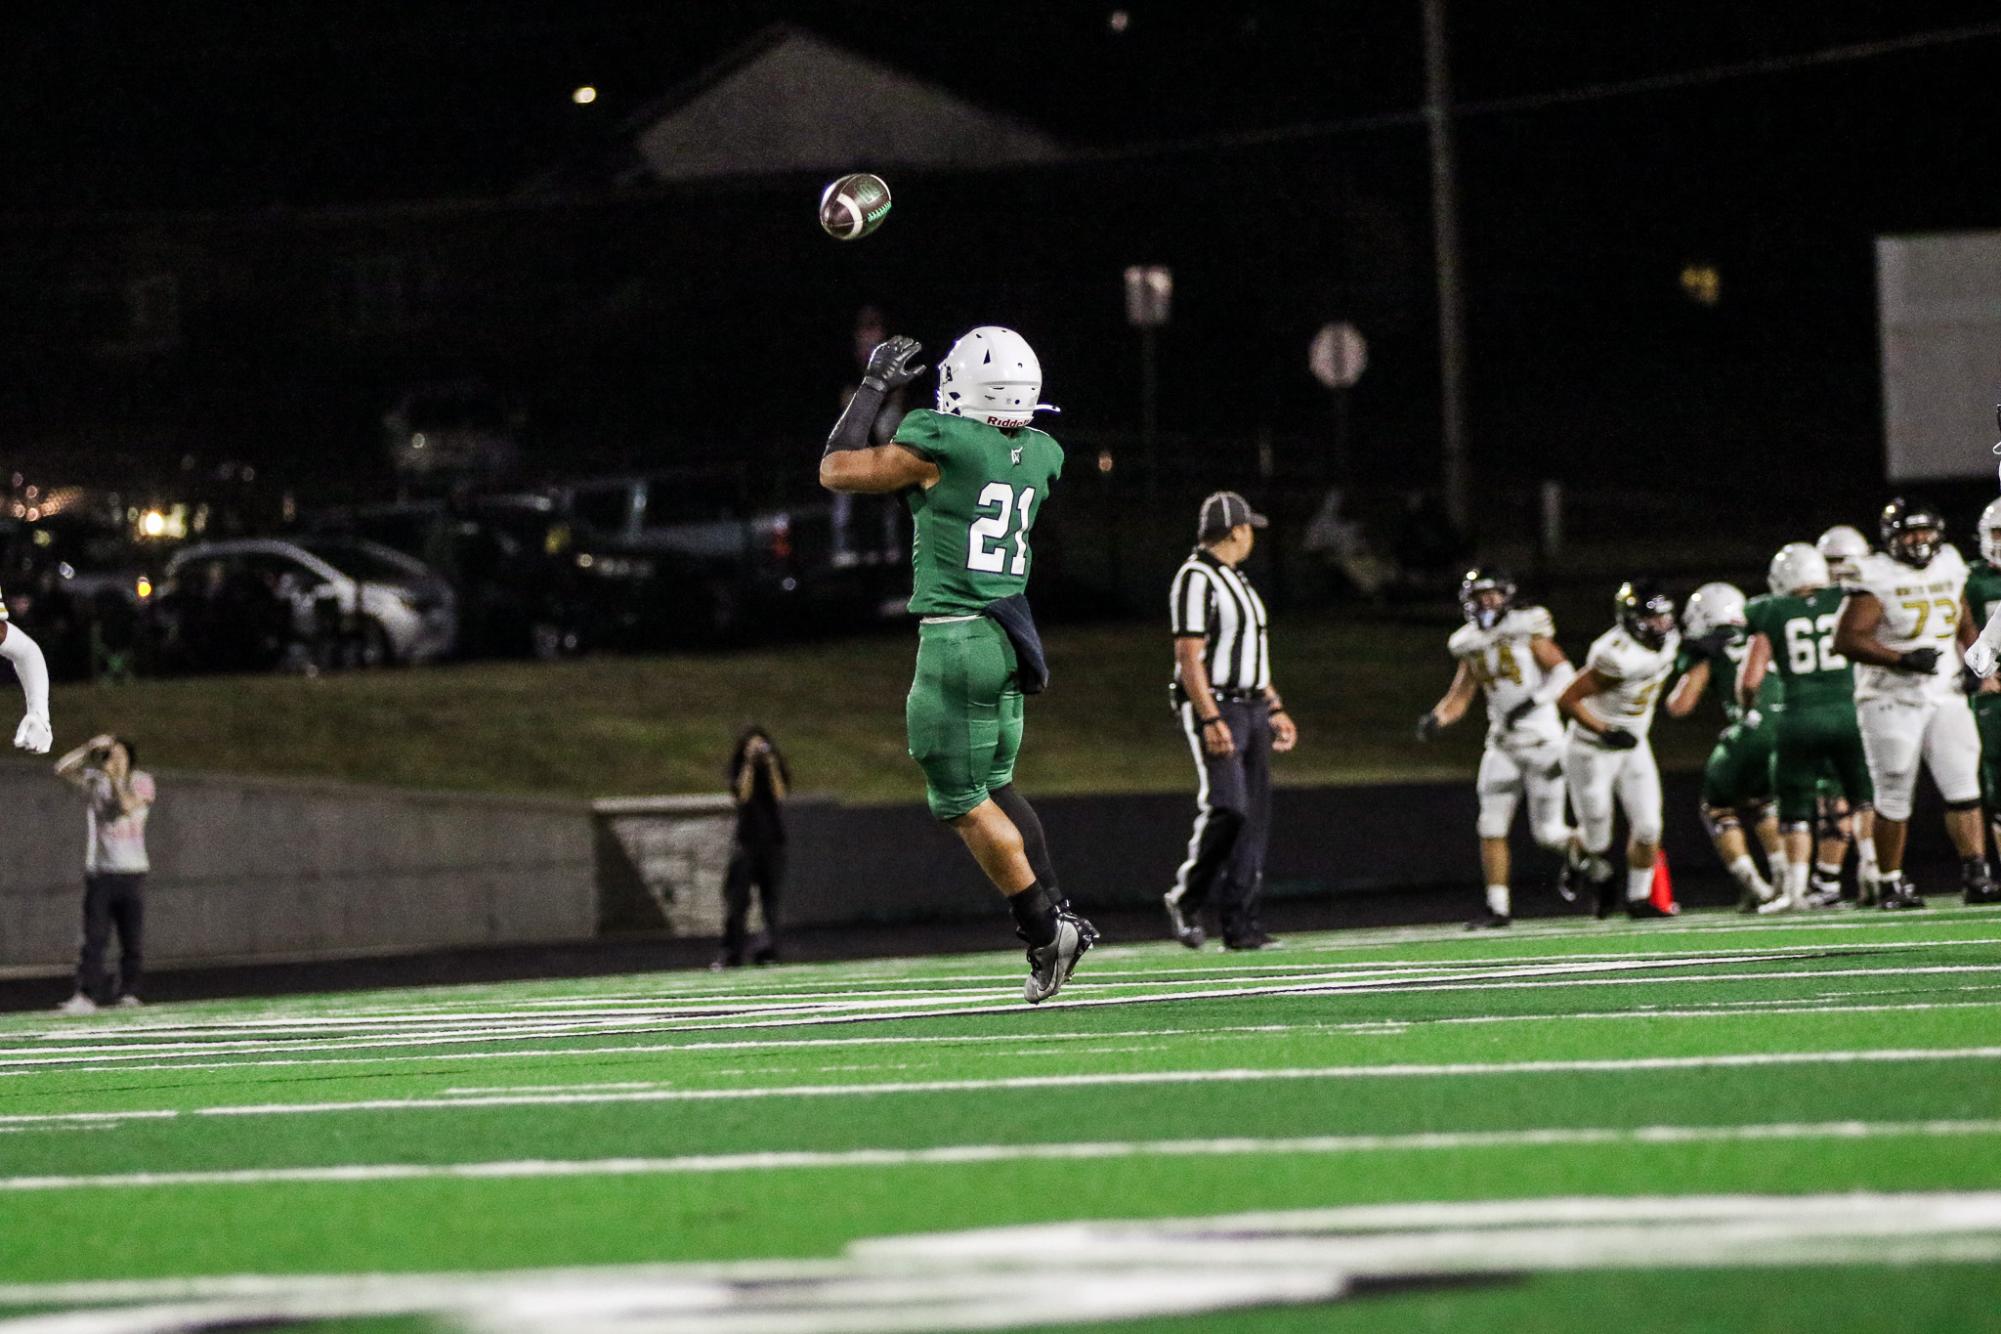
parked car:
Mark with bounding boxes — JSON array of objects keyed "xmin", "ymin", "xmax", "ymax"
[
  {"xmin": 306, "ymin": 499, "xmax": 590, "ymax": 659},
  {"xmin": 522, "ymin": 467, "xmax": 888, "ymax": 643},
  {"xmin": 150, "ymin": 537, "xmax": 456, "ymax": 673}
]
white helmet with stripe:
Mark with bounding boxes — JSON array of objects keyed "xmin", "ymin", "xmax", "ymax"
[
  {"xmin": 1979, "ymin": 496, "xmax": 2001, "ymax": 566},
  {"xmin": 935, "ymin": 327, "xmax": 1058, "ymax": 430},
  {"xmin": 1768, "ymin": 542, "xmax": 1830, "ymax": 596},
  {"xmin": 1815, "ymin": 524, "xmax": 1869, "ymax": 583},
  {"xmin": 1681, "ymin": 582, "xmax": 1747, "ymax": 640}
]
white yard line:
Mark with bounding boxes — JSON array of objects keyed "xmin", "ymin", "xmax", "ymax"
[
  {"xmin": 206, "ymin": 934, "xmax": 2001, "ymax": 1009},
  {"xmin": 2, "ymin": 996, "xmax": 1997, "ymax": 1080},
  {"xmin": 5, "ymin": 960, "xmax": 2000, "ymax": 1072},
  {"xmin": 4, "ymin": 1045, "xmax": 1999, "ymax": 1128},
  {"xmin": 2, "ymin": 1117, "xmax": 1997, "ymax": 1192}
]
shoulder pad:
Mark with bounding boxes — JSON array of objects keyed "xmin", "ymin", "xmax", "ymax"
[{"xmin": 1512, "ymin": 605, "xmax": 1555, "ymax": 638}]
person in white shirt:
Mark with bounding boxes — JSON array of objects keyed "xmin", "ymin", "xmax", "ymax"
[
  {"xmin": 1557, "ymin": 580, "xmax": 1681, "ymax": 919},
  {"xmin": 1840, "ymin": 498, "xmax": 1997, "ymax": 908},
  {"xmin": 53, "ymin": 734, "xmax": 157, "ymax": 1013},
  {"xmin": 1418, "ymin": 567, "xmax": 1584, "ymax": 929}
]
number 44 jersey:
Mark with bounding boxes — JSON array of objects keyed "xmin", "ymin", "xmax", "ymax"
[
  {"xmin": 894, "ymin": 408, "xmax": 1063, "ymax": 617},
  {"xmin": 1447, "ymin": 606, "xmax": 1564, "ymax": 747}
]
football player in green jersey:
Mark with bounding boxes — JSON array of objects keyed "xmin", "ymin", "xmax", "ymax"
[
  {"xmin": 1962, "ymin": 496, "xmax": 2001, "ymax": 887},
  {"xmin": 1739, "ymin": 542, "xmax": 1879, "ymax": 908},
  {"xmin": 819, "ymin": 326, "xmax": 1097, "ymax": 1002},
  {"xmin": 1665, "ymin": 582, "xmax": 1786, "ymax": 911}
]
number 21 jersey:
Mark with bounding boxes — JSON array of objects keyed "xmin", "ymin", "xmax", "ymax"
[{"xmin": 894, "ymin": 408, "xmax": 1064, "ymax": 616}]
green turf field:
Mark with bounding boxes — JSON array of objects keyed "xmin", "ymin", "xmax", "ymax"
[{"xmin": 3, "ymin": 907, "xmax": 2000, "ymax": 1331}]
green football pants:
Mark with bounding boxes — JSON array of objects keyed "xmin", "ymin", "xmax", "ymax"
[
  {"xmin": 1773, "ymin": 708, "xmax": 1873, "ymax": 826},
  {"xmin": 906, "ymin": 617, "xmax": 1024, "ymax": 821}
]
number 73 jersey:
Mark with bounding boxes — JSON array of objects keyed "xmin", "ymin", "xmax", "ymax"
[
  {"xmin": 1847, "ymin": 545, "xmax": 1967, "ymax": 703},
  {"xmin": 894, "ymin": 408, "xmax": 1064, "ymax": 617}
]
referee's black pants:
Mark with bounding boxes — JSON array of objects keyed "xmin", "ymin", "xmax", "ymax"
[
  {"xmin": 1169, "ymin": 698, "xmax": 1272, "ymax": 944},
  {"xmin": 77, "ymin": 872, "xmax": 146, "ymax": 1002}
]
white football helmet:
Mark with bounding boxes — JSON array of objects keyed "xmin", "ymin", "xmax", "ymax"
[
  {"xmin": 935, "ymin": 327, "xmax": 1058, "ymax": 430},
  {"xmin": 1768, "ymin": 542, "xmax": 1830, "ymax": 596},
  {"xmin": 1815, "ymin": 524, "xmax": 1869, "ymax": 583},
  {"xmin": 1979, "ymin": 496, "xmax": 2001, "ymax": 566},
  {"xmin": 1681, "ymin": 581, "xmax": 1747, "ymax": 640}
]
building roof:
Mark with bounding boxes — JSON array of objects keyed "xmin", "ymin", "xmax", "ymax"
[{"xmin": 615, "ymin": 25, "xmax": 1062, "ymax": 183}]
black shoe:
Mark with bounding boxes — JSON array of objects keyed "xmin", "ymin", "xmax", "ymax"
[
  {"xmin": 1878, "ymin": 878, "xmax": 1927, "ymax": 910},
  {"xmin": 1593, "ymin": 876, "xmax": 1622, "ymax": 920},
  {"xmin": 1024, "ymin": 915, "xmax": 1089, "ymax": 1004},
  {"xmin": 709, "ymin": 953, "xmax": 744, "ymax": 971},
  {"xmin": 1557, "ymin": 853, "xmax": 1583, "ymax": 904},
  {"xmin": 750, "ymin": 944, "xmax": 780, "ymax": 966},
  {"xmin": 1162, "ymin": 893, "xmax": 1205, "ymax": 949},
  {"xmin": 1961, "ymin": 865, "xmax": 2001, "ymax": 905},
  {"xmin": 1625, "ymin": 899, "xmax": 1678, "ymax": 920},
  {"xmin": 1466, "ymin": 911, "xmax": 1511, "ymax": 930},
  {"xmin": 1052, "ymin": 898, "xmax": 1101, "ymax": 949},
  {"xmin": 1223, "ymin": 933, "xmax": 1271, "ymax": 951}
]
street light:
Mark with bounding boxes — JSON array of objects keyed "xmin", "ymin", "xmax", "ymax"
[{"xmin": 1123, "ymin": 264, "xmax": 1172, "ymax": 496}]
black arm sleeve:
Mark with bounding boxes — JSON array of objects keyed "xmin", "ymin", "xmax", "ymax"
[{"xmin": 825, "ymin": 381, "xmax": 886, "ymax": 456}]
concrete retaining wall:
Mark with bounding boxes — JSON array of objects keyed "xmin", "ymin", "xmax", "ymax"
[{"xmin": 0, "ymin": 761, "xmax": 597, "ymax": 970}]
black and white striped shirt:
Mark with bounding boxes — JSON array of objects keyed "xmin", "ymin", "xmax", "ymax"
[{"xmin": 1170, "ymin": 548, "xmax": 1271, "ymax": 694}]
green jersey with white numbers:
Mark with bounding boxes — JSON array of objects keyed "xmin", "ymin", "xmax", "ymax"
[
  {"xmin": 1744, "ymin": 587, "xmax": 1854, "ymax": 715},
  {"xmin": 893, "ymin": 408, "xmax": 1063, "ymax": 617}
]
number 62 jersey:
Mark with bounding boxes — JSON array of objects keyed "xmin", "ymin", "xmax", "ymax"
[
  {"xmin": 1847, "ymin": 544, "xmax": 1967, "ymax": 703},
  {"xmin": 1448, "ymin": 605, "xmax": 1565, "ymax": 748},
  {"xmin": 894, "ymin": 407, "xmax": 1064, "ymax": 617}
]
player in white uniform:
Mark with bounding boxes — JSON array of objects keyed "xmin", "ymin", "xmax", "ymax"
[
  {"xmin": 1418, "ymin": 568, "xmax": 1582, "ymax": 929},
  {"xmin": 0, "ymin": 591, "xmax": 52, "ymax": 754},
  {"xmin": 1558, "ymin": 580, "xmax": 1680, "ymax": 919},
  {"xmin": 1832, "ymin": 498, "xmax": 1995, "ymax": 908}
]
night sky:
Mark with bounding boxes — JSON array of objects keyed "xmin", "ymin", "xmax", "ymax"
[
  {"xmin": 7, "ymin": 2, "xmax": 1997, "ymax": 209},
  {"xmin": 4, "ymin": 1, "xmax": 2001, "ymax": 517}
]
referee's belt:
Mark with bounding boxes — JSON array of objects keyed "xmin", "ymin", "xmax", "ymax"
[{"xmin": 1205, "ymin": 687, "xmax": 1265, "ymax": 703}]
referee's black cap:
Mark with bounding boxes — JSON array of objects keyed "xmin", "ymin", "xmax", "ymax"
[{"xmin": 1198, "ymin": 491, "xmax": 1270, "ymax": 542}]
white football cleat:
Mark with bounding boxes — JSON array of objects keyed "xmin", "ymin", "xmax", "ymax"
[{"xmin": 56, "ymin": 993, "xmax": 98, "ymax": 1016}]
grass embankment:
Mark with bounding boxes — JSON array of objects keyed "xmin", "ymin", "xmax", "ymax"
[{"xmin": 40, "ymin": 613, "xmax": 1720, "ymax": 801}]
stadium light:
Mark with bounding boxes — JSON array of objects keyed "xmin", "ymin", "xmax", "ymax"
[{"xmin": 572, "ymin": 85, "xmax": 598, "ymax": 105}]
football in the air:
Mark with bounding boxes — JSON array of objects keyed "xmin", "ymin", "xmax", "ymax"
[{"xmin": 818, "ymin": 172, "xmax": 892, "ymax": 241}]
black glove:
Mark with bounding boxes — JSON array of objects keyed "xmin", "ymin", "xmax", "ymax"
[
  {"xmin": 1415, "ymin": 712, "xmax": 1441, "ymax": 742},
  {"xmin": 827, "ymin": 337, "xmax": 927, "ymax": 457},
  {"xmin": 1960, "ymin": 666, "xmax": 1983, "ymax": 696},
  {"xmin": 1895, "ymin": 647, "xmax": 1942, "ymax": 675},
  {"xmin": 1598, "ymin": 729, "xmax": 1639, "ymax": 750},
  {"xmin": 862, "ymin": 335, "xmax": 926, "ymax": 391},
  {"xmin": 1685, "ymin": 630, "xmax": 1733, "ymax": 663},
  {"xmin": 1503, "ymin": 698, "xmax": 1539, "ymax": 728}
]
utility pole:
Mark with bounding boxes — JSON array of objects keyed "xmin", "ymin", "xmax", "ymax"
[{"xmin": 1421, "ymin": 0, "xmax": 1470, "ymax": 535}]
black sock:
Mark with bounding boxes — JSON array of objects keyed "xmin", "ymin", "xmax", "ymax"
[
  {"xmin": 992, "ymin": 785, "xmax": 1060, "ymax": 900},
  {"xmin": 1007, "ymin": 879, "xmax": 1058, "ymax": 946}
]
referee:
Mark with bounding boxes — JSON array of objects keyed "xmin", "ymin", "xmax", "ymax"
[{"xmin": 1164, "ymin": 491, "xmax": 1299, "ymax": 951}]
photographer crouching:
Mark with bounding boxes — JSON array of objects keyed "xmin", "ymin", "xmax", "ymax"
[{"xmin": 53, "ymin": 734, "xmax": 156, "ymax": 1014}]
